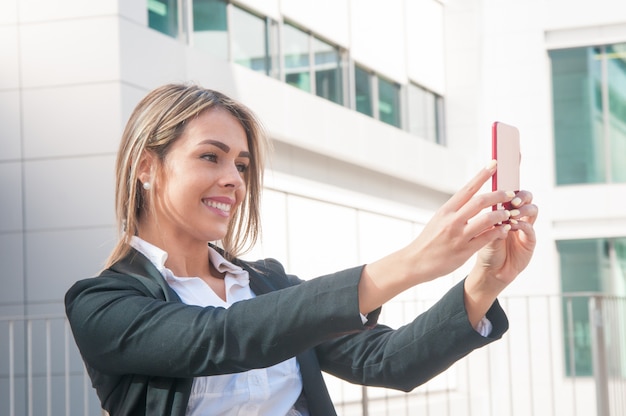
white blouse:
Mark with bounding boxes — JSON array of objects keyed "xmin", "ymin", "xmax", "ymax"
[{"xmin": 130, "ymin": 237, "xmax": 308, "ymax": 416}]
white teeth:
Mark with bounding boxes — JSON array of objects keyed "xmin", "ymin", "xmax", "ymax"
[{"xmin": 206, "ymin": 200, "xmax": 231, "ymax": 212}]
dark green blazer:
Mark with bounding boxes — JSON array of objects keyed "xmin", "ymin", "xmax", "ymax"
[{"xmin": 65, "ymin": 248, "xmax": 508, "ymax": 416}]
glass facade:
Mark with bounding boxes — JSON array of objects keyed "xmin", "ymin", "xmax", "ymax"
[
  {"xmin": 192, "ymin": 0, "xmax": 228, "ymax": 60},
  {"xmin": 313, "ymin": 37, "xmax": 342, "ymax": 105},
  {"xmin": 408, "ymin": 83, "xmax": 445, "ymax": 144},
  {"xmin": 145, "ymin": 1, "xmax": 446, "ymax": 141},
  {"xmin": 283, "ymin": 23, "xmax": 311, "ymax": 93},
  {"xmin": 355, "ymin": 65, "xmax": 373, "ymax": 117},
  {"xmin": 558, "ymin": 238, "xmax": 626, "ymax": 376},
  {"xmin": 550, "ymin": 44, "xmax": 626, "ymax": 185},
  {"xmin": 607, "ymin": 44, "xmax": 626, "ymax": 182},
  {"xmin": 378, "ymin": 77, "xmax": 401, "ymax": 128},
  {"xmin": 231, "ymin": 7, "xmax": 269, "ymax": 74},
  {"xmin": 148, "ymin": 0, "xmax": 179, "ymax": 38}
]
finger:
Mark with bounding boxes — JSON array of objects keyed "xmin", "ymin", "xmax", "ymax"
[
  {"xmin": 510, "ymin": 203, "xmax": 539, "ymax": 225},
  {"xmin": 509, "ymin": 220, "xmax": 537, "ymax": 244},
  {"xmin": 444, "ymin": 160, "xmax": 497, "ymax": 213},
  {"xmin": 457, "ymin": 189, "xmax": 515, "ymax": 221},
  {"xmin": 510, "ymin": 190, "xmax": 533, "ymax": 208},
  {"xmin": 465, "ymin": 208, "xmax": 512, "ymax": 239},
  {"xmin": 469, "ymin": 223, "xmax": 511, "ymax": 247}
]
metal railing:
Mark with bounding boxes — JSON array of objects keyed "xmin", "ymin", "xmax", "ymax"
[
  {"xmin": 0, "ymin": 315, "xmax": 102, "ymax": 416},
  {"xmin": 328, "ymin": 293, "xmax": 626, "ymax": 416},
  {"xmin": 1, "ymin": 293, "xmax": 625, "ymax": 416}
]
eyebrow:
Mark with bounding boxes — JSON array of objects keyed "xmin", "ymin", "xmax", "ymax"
[{"xmin": 201, "ymin": 139, "xmax": 251, "ymax": 158}]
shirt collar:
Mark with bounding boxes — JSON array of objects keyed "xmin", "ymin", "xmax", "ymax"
[{"xmin": 129, "ymin": 236, "xmax": 248, "ymax": 286}]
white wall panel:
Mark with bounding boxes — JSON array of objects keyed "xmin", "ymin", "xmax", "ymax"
[
  {"xmin": 25, "ymin": 227, "xmax": 116, "ymax": 304},
  {"xmin": 0, "ymin": 0, "xmax": 18, "ymax": 24},
  {"xmin": 350, "ymin": 0, "xmax": 406, "ymax": 82},
  {"xmin": 281, "ymin": 0, "xmax": 350, "ymax": 47},
  {"xmin": 0, "ymin": 25, "xmax": 19, "ymax": 89},
  {"xmin": 23, "ymin": 155, "xmax": 115, "ymax": 231},
  {"xmin": 543, "ymin": 0, "xmax": 626, "ymax": 31},
  {"xmin": 119, "ymin": 0, "xmax": 148, "ymax": 26},
  {"xmin": 286, "ymin": 195, "xmax": 358, "ymax": 280},
  {"xmin": 0, "ymin": 162, "xmax": 23, "ymax": 232},
  {"xmin": 0, "ymin": 90, "xmax": 21, "ymax": 161},
  {"xmin": 242, "ymin": 189, "xmax": 290, "ymax": 264},
  {"xmin": 0, "ymin": 233, "xmax": 24, "ymax": 304},
  {"xmin": 19, "ymin": 18, "xmax": 120, "ymax": 88},
  {"xmin": 16, "ymin": 0, "xmax": 117, "ymax": 23},
  {"xmin": 405, "ymin": 0, "xmax": 445, "ymax": 94},
  {"xmin": 357, "ymin": 211, "xmax": 414, "ymax": 265},
  {"xmin": 22, "ymin": 83, "xmax": 123, "ymax": 158},
  {"xmin": 119, "ymin": 19, "xmax": 187, "ymax": 90}
]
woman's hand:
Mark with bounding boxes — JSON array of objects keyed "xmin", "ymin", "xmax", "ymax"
[
  {"xmin": 399, "ymin": 160, "xmax": 519, "ymax": 283},
  {"xmin": 359, "ymin": 160, "xmax": 522, "ymax": 315},
  {"xmin": 464, "ymin": 189, "xmax": 538, "ymax": 327}
]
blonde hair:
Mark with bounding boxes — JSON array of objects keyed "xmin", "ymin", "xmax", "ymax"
[{"xmin": 106, "ymin": 83, "xmax": 268, "ymax": 267}]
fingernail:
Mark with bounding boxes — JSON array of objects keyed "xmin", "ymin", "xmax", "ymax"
[
  {"xmin": 505, "ymin": 191, "xmax": 516, "ymax": 198},
  {"xmin": 509, "ymin": 218, "xmax": 518, "ymax": 225},
  {"xmin": 504, "ymin": 210, "xmax": 511, "ymax": 218},
  {"xmin": 503, "ymin": 224, "xmax": 512, "ymax": 232},
  {"xmin": 509, "ymin": 209, "xmax": 520, "ymax": 217},
  {"xmin": 511, "ymin": 197, "xmax": 522, "ymax": 207},
  {"xmin": 485, "ymin": 159, "xmax": 497, "ymax": 170}
]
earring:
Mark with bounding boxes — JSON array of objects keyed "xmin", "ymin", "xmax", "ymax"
[{"xmin": 143, "ymin": 182, "xmax": 151, "ymax": 190}]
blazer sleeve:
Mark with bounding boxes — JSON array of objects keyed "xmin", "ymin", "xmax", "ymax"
[
  {"xmin": 314, "ymin": 278, "xmax": 509, "ymax": 392},
  {"xmin": 65, "ymin": 263, "xmax": 369, "ymax": 379}
]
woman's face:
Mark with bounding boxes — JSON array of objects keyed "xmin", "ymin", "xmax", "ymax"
[{"xmin": 146, "ymin": 108, "xmax": 250, "ymax": 246}]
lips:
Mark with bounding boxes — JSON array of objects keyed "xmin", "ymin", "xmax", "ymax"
[{"xmin": 202, "ymin": 197, "xmax": 234, "ymax": 217}]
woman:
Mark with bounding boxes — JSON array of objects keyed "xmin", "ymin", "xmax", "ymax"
[{"xmin": 65, "ymin": 83, "xmax": 538, "ymax": 416}]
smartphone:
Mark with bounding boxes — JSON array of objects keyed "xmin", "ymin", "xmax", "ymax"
[{"xmin": 492, "ymin": 121, "xmax": 520, "ymax": 211}]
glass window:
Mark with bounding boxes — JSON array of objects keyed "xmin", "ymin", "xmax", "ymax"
[
  {"xmin": 354, "ymin": 65, "xmax": 373, "ymax": 117},
  {"xmin": 378, "ymin": 77, "xmax": 401, "ymax": 128},
  {"xmin": 550, "ymin": 47, "xmax": 605, "ymax": 185},
  {"xmin": 283, "ymin": 23, "xmax": 311, "ymax": 93},
  {"xmin": 557, "ymin": 238, "xmax": 626, "ymax": 376},
  {"xmin": 148, "ymin": 0, "xmax": 179, "ymax": 38},
  {"xmin": 192, "ymin": 0, "xmax": 228, "ymax": 60},
  {"xmin": 408, "ymin": 84, "xmax": 445, "ymax": 144},
  {"xmin": 550, "ymin": 43, "xmax": 626, "ymax": 185},
  {"xmin": 606, "ymin": 43, "xmax": 626, "ymax": 182},
  {"xmin": 558, "ymin": 239, "xmax": 603, "ymax": 377},
  {"xmin": 313, "ymin": 37, "xmax": 342, "ymax": 105},
  {"xmin": 231, "ymin": 6, "xmax": 270, "ymax": 74}
]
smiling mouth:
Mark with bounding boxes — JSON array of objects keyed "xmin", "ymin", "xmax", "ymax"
[{"xmin": 203, "ymin": 200, "xmax": 232, "ymax": 216}]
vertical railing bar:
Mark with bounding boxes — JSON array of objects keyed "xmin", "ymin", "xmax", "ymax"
[
  {"xmin": 465, "ymin": 355, "xmax": 472, "ymax": 416},
  {"xmin": 486, "ymin": 314, "xmax": 493, "ymax": 416},
  {"xmin": 526, "ymin": 296, "xmax": 534, "ymax": 416},
  {"xmin": 546, "ymin": 296, "xmax": 557, "ymax": 416},
  {"xmin": 616, "ymin": 298, "xmax": 626, "ymax": 414},
  {"xmin": 65, "ymin": 320, "xmax": 71, "ymax": 416},
  {"xmin": 84, "ymin": 362, "xmax": 89, "ymax": 415},
  {"xmin": 566, "ymin": 297, "xmax": 577, "ymax": 416},
  {"xmin": 27, "ymin": 320, "xmax": 33, "ymax": 416},
  {"xmin": 46, "ymin": 320, "xmax": 52, "ymax": 416},
  {"xmin": 505, "ymin": 297, "xmax": 514, "ymax": 416},
  {"xmin": 619, "ymin": 296, "xmax": 626, "ymax": 416},
  {"xmin": 9, "ymin": 320, "xmax": 15, "ymax": 416},
  {"xmin": 590, "ymin": 295, "xmax": 610, "ymax": 416}
]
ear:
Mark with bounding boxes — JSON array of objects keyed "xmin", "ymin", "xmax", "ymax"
[{"xmin": 137, "ymin": 150, "xmax": 156, "ymax": 187}]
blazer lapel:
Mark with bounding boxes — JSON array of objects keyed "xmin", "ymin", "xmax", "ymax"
[{"xmin": 110, "ymin": 248, "xmax": 182, "ymax": 302}]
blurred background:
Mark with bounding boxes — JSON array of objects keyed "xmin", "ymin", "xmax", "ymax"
[{"xmin": 1, "ymin": 0, "xmax": 625, "ymax": 414}]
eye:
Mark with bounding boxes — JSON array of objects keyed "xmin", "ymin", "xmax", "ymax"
[
  {"xmin": 201, "ymin": 153, "xmax": 217, "ymax": 163},
  {"xmin": 236, "ymin": 163, "xmax": 249, "ymax": 173}
]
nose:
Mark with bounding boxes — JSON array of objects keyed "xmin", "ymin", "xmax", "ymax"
[{"xmin": 221, "ymin": 163, "xmax": 245, "ymax": 188}]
